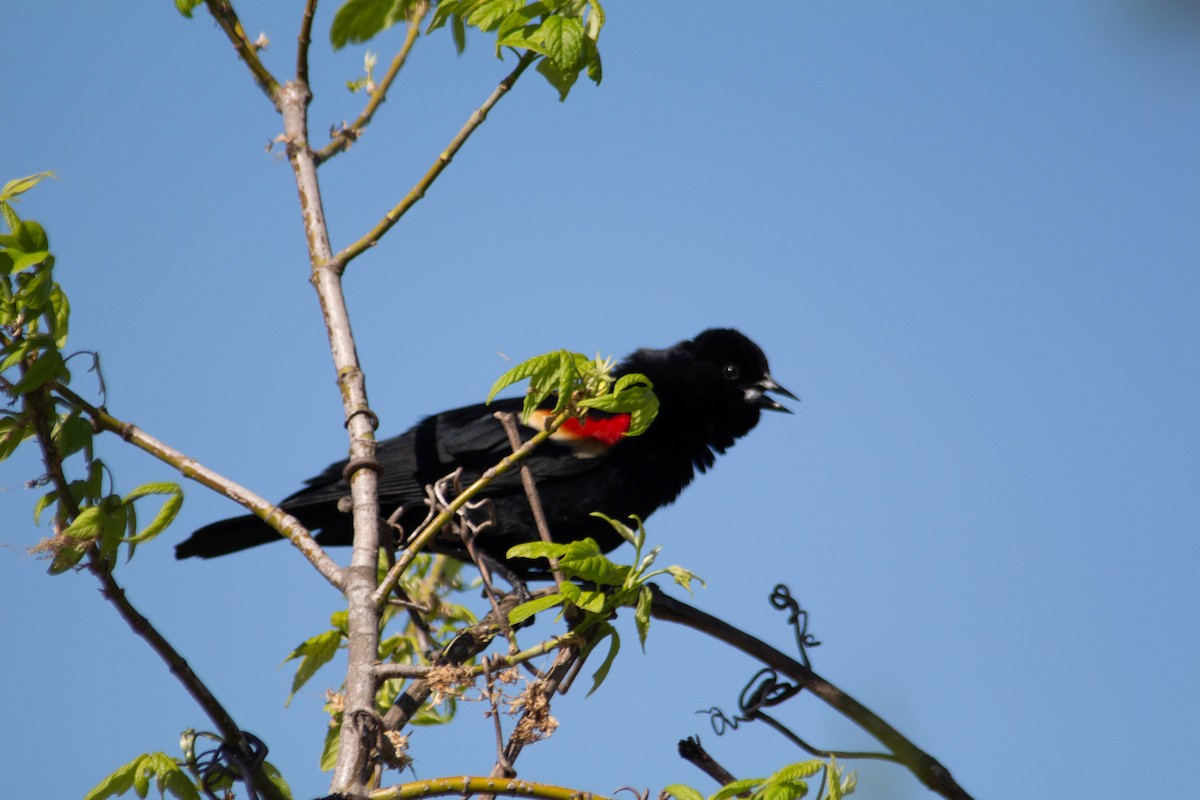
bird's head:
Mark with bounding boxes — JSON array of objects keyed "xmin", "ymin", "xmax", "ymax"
[{"xmin": 624, "ymin": 328, "xmax": 795, "ymax": 448}]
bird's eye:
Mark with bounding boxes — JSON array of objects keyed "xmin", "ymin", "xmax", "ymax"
[{"xmin": 723, "ymin": 364, "xmax": 740, "ymax": 381}]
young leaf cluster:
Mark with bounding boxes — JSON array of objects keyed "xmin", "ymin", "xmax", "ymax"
[
  {"xmin": 665, "ymin": 759, "xmax": 856, "ymax": 800},
  {"xmin": 507, "ymin": 513, "xmax": 701, "ymax": 694},
  {"xmin": 330, "ymin": 0, "xmax": 605, "ymax": 100},
  {"xmin": 84, "ymin": 737, "xmax": 293, "ymax": 800},
  {"xmin": 1, "ymin": 174, "xmax": 184, "ymax": 574},
  {"xmin": 487, "ymin": 349, "xmax": 659, "ymax": 438}
]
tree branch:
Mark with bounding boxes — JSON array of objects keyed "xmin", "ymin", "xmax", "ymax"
[
  {"xmin": 649, "ymin": 587, "xmax": 973, "ymax": 800},
  {"xmin": 51, "ymin": 382, "xmax": 345, "ymax": 590},
  {"xmin": 366, "ymin": 776, "xmax": 612, "ymax": 800},
  {"xmin": 334, "ymin": 51, "xmax": 537, "ymax": 270},
  {"xmin": 296, "ymin": 0, "xmax": 319, "ymax": 86},
  {"xmin": 275, "ymin": 77, "xmax": 385, "ymax": 795},
  {"xmin": 203, "ymin": 0, "xmax": 282, "ymax": 105}
]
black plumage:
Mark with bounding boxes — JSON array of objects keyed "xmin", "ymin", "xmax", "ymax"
[{"xmin": 175, "ymin": 329, "xmax": 793, "ymax": 566}]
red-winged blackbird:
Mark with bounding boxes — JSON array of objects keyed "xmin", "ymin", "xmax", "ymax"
[{"xmin": 175, "ymin": 329, "xmax": 793, "ymax": 567}]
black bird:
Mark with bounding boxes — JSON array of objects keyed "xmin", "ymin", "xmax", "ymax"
[{"xmin": 175, "ymin": 329, "xmax": 793, "ymax": 568}]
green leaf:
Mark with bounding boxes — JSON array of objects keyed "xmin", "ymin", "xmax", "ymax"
[
  {"xmin": 262, "ymin": 761, "xmax": 293, "ymax": 800},
  {"xmin": 283, "ymin": 629, "xmax": 343, "ymax": 704},
  {"xmin": 0, "ymin": 335, "xmax": 44, "ymax": 372},
  {"xmin": 467, "ymin": 0, "xmax": 523, "ymax": 32},
  {"xmin": 577, "ymin": 372, "xmax": 659, "ymax": 436},
  {"xmin": 451, "ymin": 13, "xmax": 467, "ymax": 53},
  {"xmin": 83, "ymin": 754, "xmax": 145, "ymax": 800},
  {"xmin": 52, "ymin": 410, "xmax": 92, "ymax": 460},
  {"xmin": 635, "ymin": 584, "xmax": 652, "ymax": 649},
  {"xmin": 46, "ymin": 285, "xmax": 69, "ymax": 348},
  {"xmin": 62, "ymin": 505, "xmax": 105, "ymax": 540},
  {"xmin": 486, "ymin": 350, "xmax": 563, "ymax": 404},
  {"xmin": 555, "ymin": 538, "xmax": 630, "ymax": 585},
  {"xmin": 48, "ymin": 537, "xmax": 89, "ymax": 574},
  {"xmin": 662, "ymin": 786, "xmax": 704, "ymax": 800},
  {"xmin": 173, "ymin": 0, "xmax": 204, "ymax": 18},
  {"xmin": 33, "ymin": 488, "xmax": 58, "ymax": 525},
  {"xmin": 121, "ymin": 482, "xmax": 184, "ymax": 544},
  {"xmin": 664, "ymin": 564, "xmax": 702, "ymax": 593},
  {"xmin": 133, "ymin": 754, "xmax": 151, "ymax": 798},
  {"xmin": 330, "ymin": 0, "xmax": 413, "ymax": 50},
  {"xmin": 15, "ymin": 220, "xmax": 49, "ymax": 253},
  {"xmin": 508, "ymin": 592, "xmax": 565, "ymax": 625},
  {"xmin": 760, "ymin": 781, "xmax": 806, "ymax": 800},
  {"xmin": 426, "ymin": 0, "xmax": 466, "ymax": 33},
  {"xmin": 12, "ymin": 348, "xmax": 67, "ymax": 394},
  {"xmin": 712, "ymin": 779, "xmax": 766, "ymax": 800},
  {"xmin": 0, "ymin": 202, "xmax": 17, "ymax": 235},
  {"xmin": 535, "ymin": 56, "xmax": 576, "ymax": 101},
  {"xmin": 319, "ymin": 720, "xmax": 340, "ymax": 772},
  {"xmin": 589, "ymin": 511, "xmax": 643, "ymax": 548},
  {"xmin": 506, "ymin": 540, "xmax": 570, "ymax": 561},
  {"xmin": 11, "ymin": 248, "xmax": 50, "ymax": 272},
  {"xmin": 772, "ymin": 761, "xmax": 824, "ymax": 783},
  {"xmin": 536, "ymin": 15, "xmax": 584, "ymax": 71},
  {"xmin": 584, "ymin": 623, "xmax": 619, "ymax": 695},
  {"xmin": 496, "ymin": 2, "xmax": 548, "ymax": 46},
  {"xmin": 0, "ymin": 415, "xmax": 32, "ymax": 462},
  {"xmin": 0, "ymin": 172, "xmax": 55, "ymax": 203},
  {"xmin": 558, "ymin": 580, "xmax": 606, "ymax": 613}
]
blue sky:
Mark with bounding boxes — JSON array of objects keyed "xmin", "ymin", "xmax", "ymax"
[{"xmin": 2, "ymin": 2, "xmax": 1198, "ymax": 799}]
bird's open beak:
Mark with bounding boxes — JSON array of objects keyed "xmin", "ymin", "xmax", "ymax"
[{"xmin": 746, "ymin": 375, "xmax": 798, "ymax": 413}]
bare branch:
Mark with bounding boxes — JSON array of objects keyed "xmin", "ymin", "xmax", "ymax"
[
  {"xmin": 203, "ymin": 0, "xmax": 282, "ymax": 104},
  {"xmin": 677, "ymin": 737, "xmax": 739, "ymax": 789},
  {"xmin": 296, "ymin": 0, "xmax": 319, "ymax": 85},
  {"xmin": 495, "ymin": 411, "xmax": 565, "ymax": 587},
  {"xmin": 52, "ymin": 382, "xmax": 345, "ymax": 590},
  {"xmin": 366, "ymin": 776, "xmax": 613, "ymax": 800},
  {"xmin": 335, "ymin": 51, "xmax": 537, "ymax": 269}
]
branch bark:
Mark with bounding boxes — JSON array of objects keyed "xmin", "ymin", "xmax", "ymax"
[{"xmin": 276, "ymin": 79, "xmax": 385, "ymax": 795}]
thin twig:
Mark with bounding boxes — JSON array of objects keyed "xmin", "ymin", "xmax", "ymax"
[
  {"xmin": 751, "ymin": 711, "xmax": 899, "ymax": 763},
  {"xmin": 482, "ymin": 657, "xmax": 516, "ymax": 779},
  {"xmin": 494, "ymin": 412, "xmax": 565, "ymax": 587},
  {"xmin": 314, "ymin": 9, "xmax": 427, "ymax": 166},
  {"xmin": 204, "ymin": 0, "xmax": 282, "ymax": 103},
  {"xmin": 677, "ymin": 737, "xmax": 739, "ymax": 789},
  {"xmin": 296, "ymin": 0, "xmax": 318, "ymax": 85},
  {"xmin": 51, "ymin": 382, "xmax": 345, "ymax": 590},
  {"xmin": 335, "ymin": 51, "xmax": 537, "ymax": 270}
]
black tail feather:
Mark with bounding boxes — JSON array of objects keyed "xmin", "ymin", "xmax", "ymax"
[{"xmin": 175, "ymin": 515, "xmax": 281, "ymax": 559}]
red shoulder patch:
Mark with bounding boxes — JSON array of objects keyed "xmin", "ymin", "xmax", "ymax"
[
  {"xmin": 525, "ymin": 409, "xmax": 633, "ymax": 455},
  {"xmin": 561, "ymin": 413, "xmax": 631, "ymax": 446}
]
